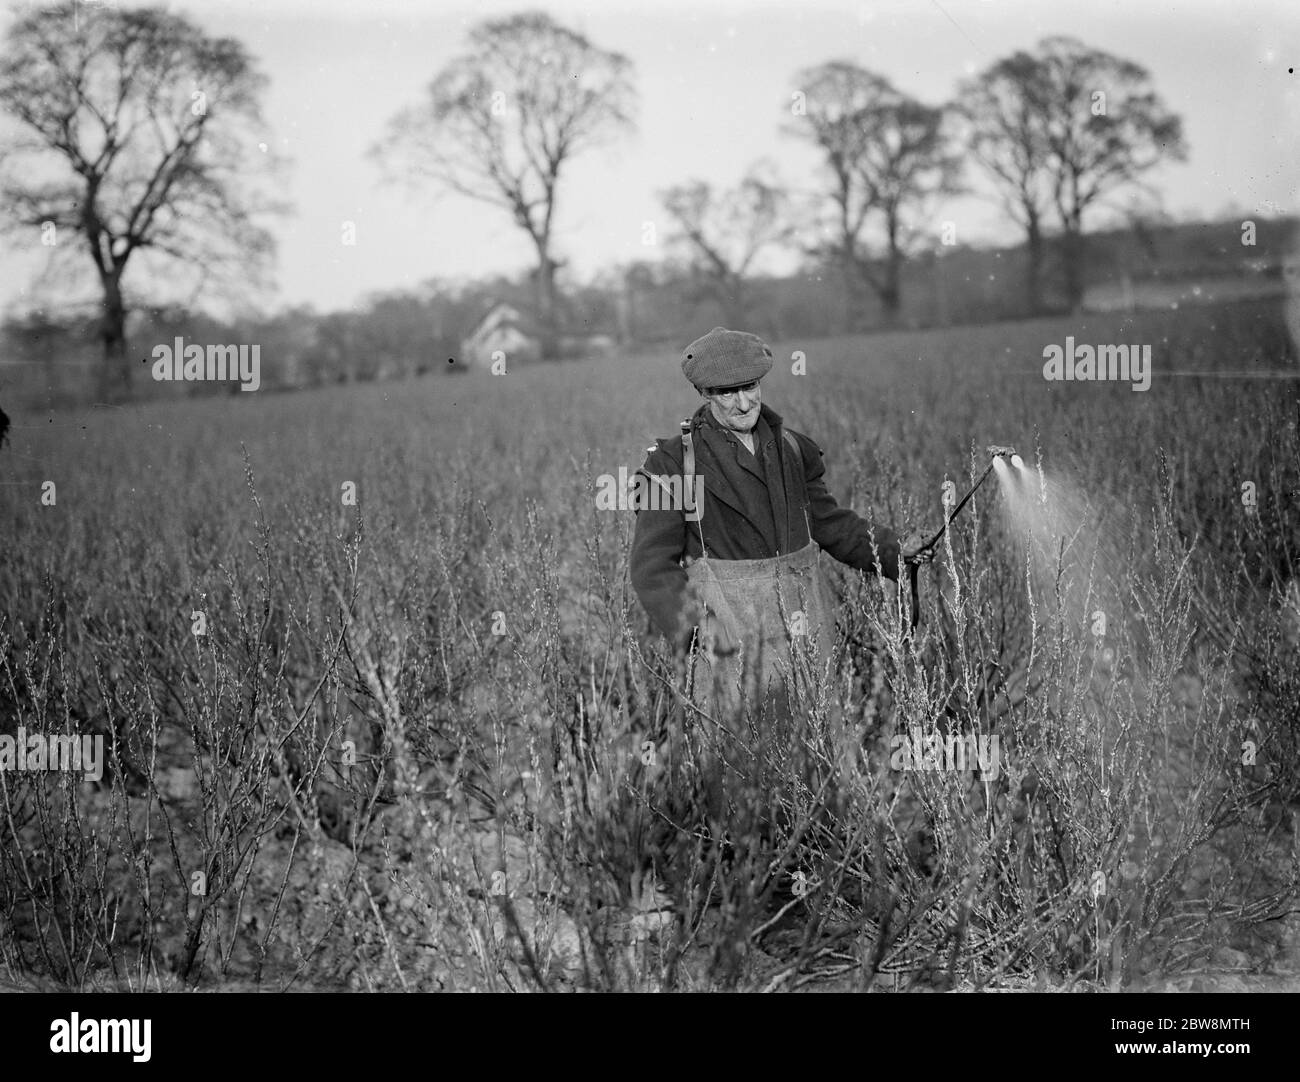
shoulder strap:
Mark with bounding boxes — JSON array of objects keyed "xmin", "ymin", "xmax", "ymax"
[
  {"xmin": 782, "ymin": 428, "xmax": 801, "ymax": 467},
  {"xmin": 680, "ymin": 419, "xmax": 700, "ymax": 523},
  {"xmin": 781, "ymin": 428, "xmax": 814, "ymax": 548}
]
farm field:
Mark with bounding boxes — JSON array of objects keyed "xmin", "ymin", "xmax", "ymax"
[{"xmin": 1, "ymin": 297, "xmax": 1298, "ymax": 991}]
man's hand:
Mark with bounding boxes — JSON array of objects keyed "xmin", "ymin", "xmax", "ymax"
[{"xmin": 900, "ymin": 529, "xmax": 937, "ymax": 566}]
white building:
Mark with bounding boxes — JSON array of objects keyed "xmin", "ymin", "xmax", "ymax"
[{"xmin": 459, "ymin": 303, "xmax": 542, "ymax": 368}]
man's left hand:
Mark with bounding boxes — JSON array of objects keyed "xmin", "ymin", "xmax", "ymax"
[{"xmin": 900, "ymin": 529, "xmax": 937, "ymax": 566}]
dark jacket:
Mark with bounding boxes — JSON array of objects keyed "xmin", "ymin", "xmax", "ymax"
[{"xmin": 630, "ymin": 401, "xmax": 901, "ymax": 644}]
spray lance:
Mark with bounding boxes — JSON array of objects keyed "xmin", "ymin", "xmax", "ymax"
[{"xmin": 904, "ymin": 446, "xmax": 1017, "ymax": 633}]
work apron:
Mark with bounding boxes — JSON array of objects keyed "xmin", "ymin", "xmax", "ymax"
[
  {"xmin": 683, "ymin": 540, "xmax": 835, "ymax": 721},
  {"xmin": 673, "ymin": 540, "xmax": 838, "ymax": 830}
]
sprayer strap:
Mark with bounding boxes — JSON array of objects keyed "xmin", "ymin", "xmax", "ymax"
[
  {"xmin": 680, "ymin": 419, "xmax": 700, "ymax": 523},
  {"xmin": 781, "ymin": 428, "xmax": 800, "ymax": 465},
  {"xmin": 781, "ymin": 428, "xmax": 815, "ymax": 547}
]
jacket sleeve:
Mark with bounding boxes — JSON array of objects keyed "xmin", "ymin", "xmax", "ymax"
[
  {"xmin": 629, "ymin": 444, "xmax": 699, "ymax": 645},
  {"xmin": 792, "ymin": 430, "xmax": 902, "ymax": 581}
]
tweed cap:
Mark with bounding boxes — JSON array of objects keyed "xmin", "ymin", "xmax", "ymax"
[{"xmin": 680, "ymin": 326, "xmax": 773, "ymax": 390}]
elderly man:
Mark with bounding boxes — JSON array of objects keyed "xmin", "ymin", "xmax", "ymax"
[{"xmin": 630, "ymin": 326, "xmax": 930, "ymax": 713}]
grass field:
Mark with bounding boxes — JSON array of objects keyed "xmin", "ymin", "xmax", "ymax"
[{"xmin": 1, "ymin": 297, "xmax": 1297, "ymax": 991}]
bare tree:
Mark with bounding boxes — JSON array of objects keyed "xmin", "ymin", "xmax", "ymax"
[
  {"xmin": 659, "ymin": 163, "xmax": 795, "ymax": 327},
  {"xmin": 0, "ymin": 4, "xmax": 280, "ymax": 399},
  {"xmin": 1033, "ymin": 37, "xmax": 1185, "ymax": 312},
  {"xmin": 374, "ymin": 11, "xmax": 635, "ymax": 359},
  {"xmin": 955, "ymin": 55, "xmax": 1055, "ymax": 314},
  {"xmin": 788, "ymin": 62, "xmax": 960, "ymax": 327},
  {"xmin": 856, "ymin": 96, "xmax": 962, "ymax": 320},
  {"xmin": 786, "ymin": 62, "xmax": 890, "ymax": 331}
]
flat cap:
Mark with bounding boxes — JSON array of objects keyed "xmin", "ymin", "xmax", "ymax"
[{"xmin": 680, "ymin": 326, "xmax": 773, "ymax": 390}]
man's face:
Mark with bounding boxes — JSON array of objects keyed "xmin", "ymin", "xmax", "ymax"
[{"xmin": 705, "ymin": 380, "xmax": 761, "ymax": 433}]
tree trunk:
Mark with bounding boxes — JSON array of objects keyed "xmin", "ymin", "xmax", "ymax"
[
  {"xmin": 1025, "ymin": 215, "xmax": 1044, "ymax": 315},
  {"xmin": 720, "ymin": 275, "xmax": 748, "ymax": 329},
  {"xmin": 533, "ymin": 252, "xmax": 559, "ymax": 360},
  {"xmin": 841, "ymin": 248, "xmax": 860, "ymax": 333},
  {"xmin": 844, "ymin": 246, "xmax": 877, "ymax": 333},
  {"xmin": 98, "ymin": 270, "xmax": 131, "ymax": 401},
  {"xmin": 932, "ymin": 250, "xmax": 948, "ymax": 326},
  {"xmin": 838, "ymin": 201, "xmax": 866, "ymax": 333},
  {"xmin": 879, "ymin": 212, "xmax": 904, "ymax": 326},
  {"xmin": 1061, "ymin": 219, "xmax": 1086, "ymax": 313},
  {"xmin": 880, "ymin": 251, "xmax": 903, "ymax": 325}
]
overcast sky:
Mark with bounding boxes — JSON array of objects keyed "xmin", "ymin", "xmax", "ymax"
[{"xmin": 1, "ymin": 0, "xmax": 1296, "ymax": 317}]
